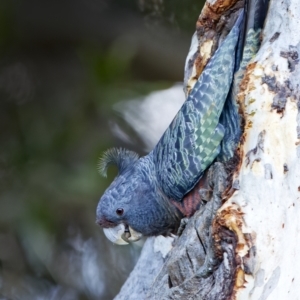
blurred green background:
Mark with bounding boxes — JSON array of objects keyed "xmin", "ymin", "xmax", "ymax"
[{"xmin": 0, "ymin": 0, "xmax": 204, "ymax": 299}]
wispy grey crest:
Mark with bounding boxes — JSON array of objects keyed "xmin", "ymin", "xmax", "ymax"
[
  {"xmin": 98, "ymin": 148, "xmax": 139, "ymax": 177},
  {"xmin": 96, "ymin": 4, "xmax": 269, "ymax": 238}
]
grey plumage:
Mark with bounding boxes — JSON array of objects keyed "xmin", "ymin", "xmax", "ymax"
[
  {"xmin": 153, "ymin": 12, "xmax": 243, "ymax": 200},
  {"xmin": 96, "ymin": 12, "xmax": 244, "ymax": 237}
]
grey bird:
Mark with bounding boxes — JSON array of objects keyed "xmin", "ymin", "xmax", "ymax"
[{"xmin": 96, "ymin": 11, "xmax": 244, "ymax": 244}]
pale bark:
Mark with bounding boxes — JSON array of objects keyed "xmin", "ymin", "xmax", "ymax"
[
  {"xmin": 115, "ymin": 0, "xmax": 300, "ymax": 299},
  {"xmin": 231, "ymin": 0, "xmax": 300, "ymax": 298}
]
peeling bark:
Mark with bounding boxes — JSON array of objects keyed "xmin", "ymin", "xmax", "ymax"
[
  {"xmin": 115, "ymin": 0, "xmax": 300, "ymax": 299},
  {"xmin": 184, "ymin": 0, "xmax": 244, "ymax": 96},
  {"xmin": 229, "ymin": 0, "xmax": 300, "ymax": 298}
]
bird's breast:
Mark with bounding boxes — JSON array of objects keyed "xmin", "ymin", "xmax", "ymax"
[{"xmin": 170, "ymin": 174, "xmax": 206, "ymax": 217}]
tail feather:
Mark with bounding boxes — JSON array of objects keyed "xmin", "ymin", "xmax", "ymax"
[
  {"xmin": 218, "ymin": 0, "xmax": 270, "ymax": 162},
  {"xmin": 246, "ymin": 0, "xmax": 270, "ymax": 32}
]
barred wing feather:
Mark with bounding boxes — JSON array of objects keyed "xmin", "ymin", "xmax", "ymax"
[{"xmin": 152, "ymin": 11, "xmax": 243, "ymax": 201}]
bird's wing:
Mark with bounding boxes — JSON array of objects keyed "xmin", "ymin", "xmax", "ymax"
[{"xmin": 152, "ymin": 11, "xmax": 243, "ymax": 201}]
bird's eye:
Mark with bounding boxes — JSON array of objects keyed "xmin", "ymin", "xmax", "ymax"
[{"xmin": 116, "ymin": 208, "xmax": 124, "ymax": 216}]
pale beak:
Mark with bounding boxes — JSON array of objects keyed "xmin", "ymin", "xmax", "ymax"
[{"xmin": 103, "ymin": 223, "xmax": 143, "ymax": 245}]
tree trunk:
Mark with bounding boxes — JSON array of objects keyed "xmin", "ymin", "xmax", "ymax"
[{"xmin": 115, "ymin": 0, "xmax": 300, "ymax": 299}]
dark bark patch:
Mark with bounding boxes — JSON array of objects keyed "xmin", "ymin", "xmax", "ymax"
[
  {"xmin": 261, "ymin": 76, "xmax": 294, "ymax": 114},
  {"xmin": 245, "ymin": 130, "xmax": 265, "ymax": 168},
  {"xmin": 269, "ymin": 32, "xmax": 280, "ymax": 43},
  {"xmin": 280, "ymin": 46, "xmax": 299, "ymax": 72},
  {"xmin": 243, "ymin": 245, "xmax": 256, "ymax": 274},
  {"xmin": 261, "ymin": 75, "xmax": 277, "ymax": 92}
]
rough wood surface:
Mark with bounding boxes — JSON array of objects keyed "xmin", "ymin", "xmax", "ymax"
[
  {"xmin": 147, "ymin": 163, "xmax": 239, "ymax": 300},
  {"xmin": 114, "ymin": 236, "xmax": 172, "ymax": 300}
]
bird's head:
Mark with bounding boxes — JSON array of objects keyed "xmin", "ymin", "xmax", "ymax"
[{"xmin": 96, "ymin": 148, "xmax": 181, "ymax": 244}]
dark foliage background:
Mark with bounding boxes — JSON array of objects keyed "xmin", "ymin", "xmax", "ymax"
[{"xmin": 0, "ymin": 0, "xmax": 204, "ymax": 299}]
